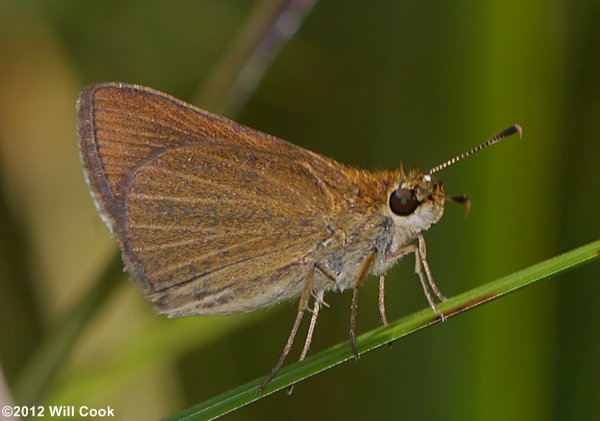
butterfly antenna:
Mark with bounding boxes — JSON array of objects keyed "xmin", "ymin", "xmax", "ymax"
[{"xmin": 428, "ymin": 124, "xmax": 522, "ymax": 175}]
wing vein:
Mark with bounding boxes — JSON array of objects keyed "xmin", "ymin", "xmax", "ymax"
[
  {"xmin": 94, "ymin": 103, "xmax": 193, "ymax": 138},
  {"xmin": 153, "ymin": 238, "xmax": 315, "ymax": 292},
  {"xmin": 135, "ymin": 165, "xmax": 319, "ymax": 216}
]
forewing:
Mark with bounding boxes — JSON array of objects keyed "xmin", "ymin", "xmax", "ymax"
[{"xmin": 78, "ymin": 83, "xmax": 322, "ymax": 229}]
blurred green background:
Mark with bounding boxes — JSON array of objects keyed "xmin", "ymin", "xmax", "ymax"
[{"xmin": 0, "ymin": 0, "xmax": 598, "ymax": 419}]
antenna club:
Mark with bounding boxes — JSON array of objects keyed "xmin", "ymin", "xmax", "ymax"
[{"xmin": 515, "ymin": 124, "xmax": 523, "ymax": 140}]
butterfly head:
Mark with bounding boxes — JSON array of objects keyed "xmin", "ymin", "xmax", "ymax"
[{"xmin": 386, "ymin": 170, "xmax": 446, "ymax": 237}]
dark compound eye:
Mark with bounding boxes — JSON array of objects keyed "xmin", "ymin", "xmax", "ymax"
[{"xmin": 389, "ymin": 188, "xmax": 418, "ymax": 216}]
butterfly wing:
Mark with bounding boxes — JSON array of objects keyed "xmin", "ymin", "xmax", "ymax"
[{"xmin": 77, "ymin": 83, "xmax": 354, "ymax": 315}]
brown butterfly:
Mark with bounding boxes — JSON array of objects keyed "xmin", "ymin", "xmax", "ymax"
[{"xmin": 77, "ymin": 83, "xmax": 520, "ymax": 390}]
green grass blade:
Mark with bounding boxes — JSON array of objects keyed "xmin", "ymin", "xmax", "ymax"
[{"xmin": 163, "ymin": 239, "xmax": 600, "ymax": 421}]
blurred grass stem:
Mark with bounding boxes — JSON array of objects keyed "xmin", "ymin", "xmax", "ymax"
[
  {"xmin": 13, "ymin": 254, "xmax": 123, "ymax": 404},
  {"xmin": 195, "ymin": 0, "xmax": 318, "ymax": 116}
]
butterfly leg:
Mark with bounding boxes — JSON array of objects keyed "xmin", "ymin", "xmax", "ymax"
[
  {"xmin": 378, "ymin": 275, "xmax": 388, "ymax": 326},
  {"xmin": 384, "ymin": 239, "xmax": 446, "ymax": 321},
  {"xmin": 298, "ymin": 290, "xmax": 325, "ymax": 362},
  {"xmin": 418, "ymin": 235, "xmax": 447, "ymax": 301},
  {"xmin": 287, "ymin": 289, "xmax": 325, "ymax": 395},
  {"xmin": 349, "ymin": 249, "xmax": 377, "ymax": 360},
  {"xmin": 259, "ymin": 265, "xmax": 315, "ymax": 392},
  {"xmin": 414, "ymin": 237, "xmax": 445, "ymax": 321}
]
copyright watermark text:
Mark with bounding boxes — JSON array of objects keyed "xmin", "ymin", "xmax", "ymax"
[{"xmin": 2, "ymin": 405, "xmax": 114, "ymax": 418}]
